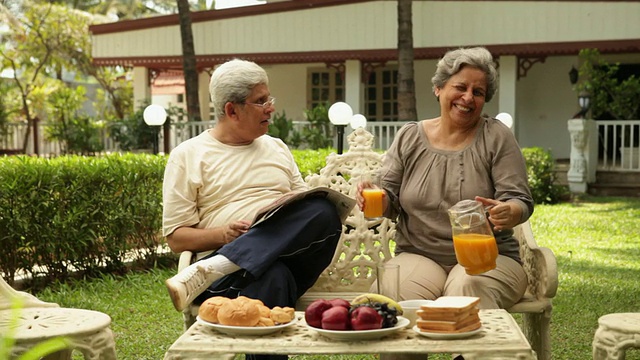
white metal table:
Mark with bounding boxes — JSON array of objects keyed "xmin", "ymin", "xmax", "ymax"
[
  {"xmin": 0, "ymin": 307, "xmax": 116, "ymax": 360},
  {"xmin": 164, "ymin": 309, "xmax": 536, "ymax": 360}
]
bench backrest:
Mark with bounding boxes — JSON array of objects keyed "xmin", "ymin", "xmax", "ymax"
[{"xmin": 304, "ymin": 128, "xmax": 389, "ymax": 296}]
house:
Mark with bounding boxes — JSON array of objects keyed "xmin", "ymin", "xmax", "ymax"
[{"xmin": 88, "ymin": 0, "xmax": 640, "ymax": 193}]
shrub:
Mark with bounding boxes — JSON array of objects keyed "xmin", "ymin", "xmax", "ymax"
[
  {"xmin": 46, "ymin": 115, "xmax": 105, "ymax": 155},
  {"xmin": 291, "ymin": 148, "xmax": 335, "ymax": 177},
  {"xmin": 267, "ymin": 110, "xmax": 294, "ymax": 143},
  {"xmin": 302, "ymin": 104, "xmax": 333, "ymax": 150},
  {"xmin": 0, "ymin": 154, "xmax": 166, "ymax": 285},
  {"xmin": 108, "ymin": 103, "xmax": 157, "ymax": 151},
  {"xmin": 44, "ymin": 85, "xmax": 104, "ymax": 155},
  {"xmin": 522, "ymin": 147, "xmax": 567, "ymax": 204}
]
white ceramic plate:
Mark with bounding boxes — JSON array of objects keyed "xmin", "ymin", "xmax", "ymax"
[
  {"xmin": 307, "ymin": 316, "xmax": 409, "ymax": 341},
  {"xmin": 412, "ymin": 325, "xmax": 483, "ymax": 339},
  {"xmin": 196, "ymin": 315, "xmax": 298, "ymax": 336}
]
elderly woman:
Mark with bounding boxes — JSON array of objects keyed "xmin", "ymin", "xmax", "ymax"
[{"xmin": 357, "ymin": 47, "xmax": 533, "ymax": 313}]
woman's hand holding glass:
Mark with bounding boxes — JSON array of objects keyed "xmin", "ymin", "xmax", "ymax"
[{"xmin": 356, "ymin": 176, "xmax": 387, "ymax": 219}]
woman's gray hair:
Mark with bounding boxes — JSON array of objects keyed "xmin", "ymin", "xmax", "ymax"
[
  {"xmin": 209, "ymin": 59, "xmax": 269, "ymax": 120},
  {"xmin": 431, "ymin": 47, "xmax": 498, "ymax": 103}
]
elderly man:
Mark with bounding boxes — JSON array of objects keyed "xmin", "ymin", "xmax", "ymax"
[{"xmin": 163, "ymin": 59, "xmax": 342, "ymax": 359}]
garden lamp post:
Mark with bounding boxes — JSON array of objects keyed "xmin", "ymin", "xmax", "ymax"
[
  {"xmin": 328, "ymin": 102, "xmax": 353, "ymax": 154},
  {"xmin": 143, "ymin": 104, "xmax": 167, "ymax": 154},
  {"xmin": 578, "ymin": 91, "xmax": 591, "ymax": 117}
]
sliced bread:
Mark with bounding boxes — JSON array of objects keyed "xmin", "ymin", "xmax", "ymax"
[
  {"xmin": 418, "ymin": 296, "xmax": 480, "ymax": 314},
  {"xmin": 416, "ymin": 312, "xmax": 480, "ymax": 332}
]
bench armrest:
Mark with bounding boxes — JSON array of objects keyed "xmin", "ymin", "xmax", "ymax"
[
  {"xmin": 515, "ymin": 221, "xmax": 558, "ymax": 300},
  {"xmin": 178, "ymin": 251, "xmax": 195, "ymax": 272}
]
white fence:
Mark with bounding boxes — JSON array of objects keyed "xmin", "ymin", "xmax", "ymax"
[
  {"xmin": 0, "ymin": 120, "xmax": 408, "ymax": 155},
  {"xmin": 3, "ymin": 119, "xmax": 640, "ymax": 172},
  {"xmin": 596, "ymin": 120, "xmax": 640, "ymax": 171}
]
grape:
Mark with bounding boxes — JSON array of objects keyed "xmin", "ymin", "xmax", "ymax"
[{"xmin": 358, "ymin": 301, "xmax": 398, "ymax": 328}]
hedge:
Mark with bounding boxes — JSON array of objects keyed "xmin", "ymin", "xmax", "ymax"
[{"xmin": 0, "ymin": 147, "xmax": 564, "ymax": 285}]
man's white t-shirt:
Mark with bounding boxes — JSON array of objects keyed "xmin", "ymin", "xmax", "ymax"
[{"xmin": 162, "ymin": 130, "xmax": 308, "ymax": 240}]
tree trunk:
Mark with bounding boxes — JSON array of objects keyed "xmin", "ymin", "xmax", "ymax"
[
  {"xmin": 397, "ymin": 0, "xmax": 417, "ymax": 122},
  {"xmin": 177, "ymin": 0, "xmax": 202, "ymax": 122}
]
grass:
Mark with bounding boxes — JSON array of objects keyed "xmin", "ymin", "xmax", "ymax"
[{"xmin": 32, "ymin": 195, "xmax": 640, "ymax": 360}]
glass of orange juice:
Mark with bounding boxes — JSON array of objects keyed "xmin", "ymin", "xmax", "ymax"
[
  {"xmin": 361, "ymin": 174, "xmax": 384, "ymax": 219},
  {"xmin": 448, "ymin": 199, "xmax": 498, "ymax": 275}
]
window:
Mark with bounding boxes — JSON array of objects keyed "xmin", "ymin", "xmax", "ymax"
[
  {"xmin": 307, "ymin": 68, "xmax": 344, "ymax": 109},
  {"xmin": 365, "ymin": 66, "xmax": 398, "ymax": 122}
]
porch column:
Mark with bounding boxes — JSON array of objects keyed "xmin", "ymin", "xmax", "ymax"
[
  {"xmin": 198, "ymin": 71, "xmax": 211, "ymax": 122},
  {"xmin": 133, "ymin": 66, "xmax": 151, "ymax": 111},
  {"xmin": 567, "ymin": 119, "xmax": 598, "ymax": 193},
  {"xmin": 497, "ymin": 55, "xmax": 517, "ymax": 134},
  {"xmin": 344, "ymin": 60, "xmax": 362, "ymax": 115}
]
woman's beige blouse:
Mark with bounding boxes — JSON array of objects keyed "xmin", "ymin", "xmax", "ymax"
[{"xmin": 381, "ymin": 116, "xmax": 534, "ymax": 266}]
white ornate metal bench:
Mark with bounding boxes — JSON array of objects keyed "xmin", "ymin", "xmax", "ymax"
[{"xmin": 177, "ymin": 127, "xmax": 558, "ymax": 360}]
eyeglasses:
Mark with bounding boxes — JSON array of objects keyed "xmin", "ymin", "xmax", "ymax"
[{"xmin": 243, "ymin": 96, "xmax": 276, "ymax": 109}]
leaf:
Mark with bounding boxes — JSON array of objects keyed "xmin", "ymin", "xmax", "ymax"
[{"xmin": 15, "ymin": 337, "xmax": 71, "ymax": 360}]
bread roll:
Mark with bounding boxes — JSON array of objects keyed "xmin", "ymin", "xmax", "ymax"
[
  {"xmin": 270, "ymin": 306, "xmax": 295, "ymax": 324},
  {"xmin": 257, "ymin": 316, "xmax": 275, "ymax": 327},
  {"xmin": 217, "ymin": 297, "xmax": 261, "ymax": 326},
  {"xmin": 237, "ymin": 295, "xmax": 265, "ymax": 307},
  {"xmin": 198, "ymin": 296, "xmax": 231, "ymax": 324},
  {"xmin": 258, "ymin": 305, "xmax": 271, "ymax": 318}
]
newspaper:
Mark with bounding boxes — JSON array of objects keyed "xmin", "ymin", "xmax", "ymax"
[{"xmin": 251, "ymin": 187, "xmax": 356, "ymax": 228}]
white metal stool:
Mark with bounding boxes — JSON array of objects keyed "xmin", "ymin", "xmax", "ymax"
[{"xmin": 593, "ymin": 313, "xmax": 640, "ymax": 360}]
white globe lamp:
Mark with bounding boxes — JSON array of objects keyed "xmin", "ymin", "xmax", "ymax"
[
  {"xmin": 328, "ymin": 102, "xmax": 354, "ymax": 154},
  {"xmin": 495, "ymin": 112, "xmax": 513, "ymax": 129},
  {"xmin": 350, "ymin": 114, "xmax": 367, "ymax": 129},
  {"xmin": 143, "ymin": 104, "xmax": 168, "ymax": 154}
]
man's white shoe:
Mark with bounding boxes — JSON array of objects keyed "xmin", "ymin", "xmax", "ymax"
[{"xmin": 165, "ymin": 265, "xmax": 223, "ymax": 312}]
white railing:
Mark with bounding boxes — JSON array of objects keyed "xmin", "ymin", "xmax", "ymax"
[
  {"xmin": 366, "ymin": 121, "xmax": 410, "ymax": 150},
  {"xmin": 290, "ymin": 120, "xmax": 410, "ymax": 151},
  {"xmin": 163, "ymin": 120, "xmax": 216, "ymax": 151},
  {"xmin": 596, "ymin": 120, "xmax": 640, "ymax": 171},
  {"xmin": 2, "ymin": 120, "xmax": 410, "ymax": 155},
  {"xmin": 4, "ymin": 119, "xmax": 639, "ymax": 172}
]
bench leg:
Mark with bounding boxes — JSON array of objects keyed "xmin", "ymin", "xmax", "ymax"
[
  {"xmin": 183, "ymin": 310, "xmax": 196, "ymax": 331},
  {"xmin": 521, "ymin": 308, "xmax": 552, "ymax": 360}
]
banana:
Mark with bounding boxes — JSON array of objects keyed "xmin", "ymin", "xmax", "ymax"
[{"xmin": 350, "ymin": 293, "xmax": 404, "ymax": 315}]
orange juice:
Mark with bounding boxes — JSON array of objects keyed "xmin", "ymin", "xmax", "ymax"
[
  {"xmin": 453, "ymin": 233, "xmax": 498, "ymax": 275},
  {"xmin": 362, "ymin": 188, "xmax": 384, "ymax": 218}
]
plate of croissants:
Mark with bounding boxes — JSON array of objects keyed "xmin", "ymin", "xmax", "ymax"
[{"xmin": 196, "ymin": 295, "xmax": 298, "ymax": 336}]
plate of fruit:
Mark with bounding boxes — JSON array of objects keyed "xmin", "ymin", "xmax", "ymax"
[{"xmin": 304, "ymin": 293, "xmax": 409, "ymax": 340}]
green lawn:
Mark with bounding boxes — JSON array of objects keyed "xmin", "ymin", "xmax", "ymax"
[{"xmin": 33, "ymin": 195, "xmax": 640, "ymax": 359}]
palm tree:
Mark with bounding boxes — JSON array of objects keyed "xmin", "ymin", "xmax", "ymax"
[
  {"xmin": 397, "ymin": 0, "xmax": 417, "ymax": 122},
  {"xmin": 177, "ymin": 0, "xmax": 202, "ymax": 122}
]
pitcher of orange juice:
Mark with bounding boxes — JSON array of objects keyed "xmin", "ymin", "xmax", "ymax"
[{"xmin": 447, "ymin": 199, "xmax": 498, "ymax": 275}]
